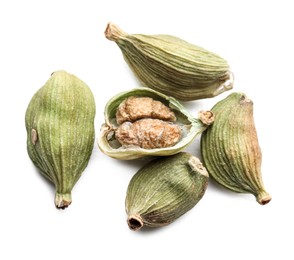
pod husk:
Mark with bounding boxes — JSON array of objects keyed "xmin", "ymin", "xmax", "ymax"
[
  {"xmin": 98, "ymin": 88, "xmax": 214, "ymax": 160},
  {"xmin": 126, "ymin": 152, "xmax": 209, "ymax": 230},
  {"xmin": 105, "ymin": 22, "xmax": 233, "ymax": 101},
  {"xmin": 25, "ymin": 71, "xmax": 96, "ymax": 209},
  {"xmin": 201, "ymin": 92, "xmax": 271, "ymax": 205}
]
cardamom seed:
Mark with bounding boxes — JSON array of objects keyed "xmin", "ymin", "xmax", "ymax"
[
  {"xmin": 126, "ymin": 152, "xmax": 209, "ymax": 231},
  {"xmin": 116, "ymin": 118, "xmax": 181, "ymax": 149},
  {"xmin": 25, "ymin": 71, "xmax": 96, "ymax": 209},
  {"xmin": 98, "ymin": 87, "xmax": 214, "ymax": 160},
  {"xmin": 105, "ymin": 22, "xmax": 233, "ymax": 101},
  {"xmin": 116, "ymin": 96, "xmax": 176, "ymax": 124},
  {"xmin": 201, "ymin": 92, "xmax": 271, "ymax": 205}
]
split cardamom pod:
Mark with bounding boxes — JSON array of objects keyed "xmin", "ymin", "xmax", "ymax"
[
  {"xmin": 98, "ymin": 88, "xmax": 214, "ymax": 160},
  {"xmin": 105, "ymin": 22, "xmax": 233, "ymax": 101},
  {"xmin": 25, "ymin": 71, "xmax": 96, "ymax": 209},
  {"xmin": 126, "ymin": 152, "xmax": 209, "ymax": 231},
  {"xmin": 201, "ymin": 92, "xmax": 271, "ymax": 205}
]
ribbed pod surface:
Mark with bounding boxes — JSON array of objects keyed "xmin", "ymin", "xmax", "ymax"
[
  {"xmin": 105, "ymin": 23, "xmax": 233, "ymax": 101},
  {"xmin": 201, "ymin": 92, "xmax": 271, "ymax": 204},
  {"xmin": 25, "ymin": 71, "xmax": 96, "ymax": 208},
  {"xmin": 125, "ymin": 152, "xmax": 208, "ymax": 230}
]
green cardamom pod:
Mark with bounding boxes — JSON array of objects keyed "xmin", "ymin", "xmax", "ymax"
[
  {"xmin": 25, "ymin": 71, "xmax": 96, "ymax": 209},
  {"xmin": 105, "ymin": 22, "xmax": 233, "ymax": 101},
  {"xmin": 201, "ymin": 92, "xmax": 271, "ymax": 205},
  {"xmin": 125, "ymin": 152, "xmax": 209, "ymax": 231},
  {"xmin": 98, "ymin": 87, "xmax": 214, "ymax": 160}
]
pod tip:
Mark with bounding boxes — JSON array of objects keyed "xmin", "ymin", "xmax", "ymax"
[
  {"xmin": 188, "ymin": 156, "xmax": 209, "ymax": 177},
  {"xmin": 55, "ymin": 192, "xmax": 72, "ymax": 210},
  {"xmin": 104, "ymin": 22, "xmax": 126, "ymax": 41},
  {"xmin": 127, "ymin": 215, "xmax": 144, "ymax": 231},
  {"xmin": 256, "ymin": 191, "xmax": 271, "ymax": 205}
]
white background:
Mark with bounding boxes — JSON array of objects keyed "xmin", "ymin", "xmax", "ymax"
[{"xmin": 0, "ymin": 0, "xmax": 293, "ymax": 259}]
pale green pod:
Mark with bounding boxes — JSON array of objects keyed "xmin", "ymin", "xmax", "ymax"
[
  {"xmin": 105, "ymin": 22, "xmax": 233, "ymax": 101},
  {"xmin": 201, "ymin": 92, "xmax": 271, "ymax": 205},
  {"xmin": 25, "ymin": 71, "xmax": 96, "ymax": 209},
  {"xmin": 126, "ymin": 152, "xmax": 209, "ymax": 231},
  {"xmin": 98, "ymin": 88, "xmax": 214, "ymax": 160}
]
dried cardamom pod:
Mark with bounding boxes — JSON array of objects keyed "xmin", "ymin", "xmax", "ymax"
[
  {"xmin": 25, "ymin": 71, "xmax": 96, "ymax": 209},
  {"xmin": 126, "ymin": 152, "xmax": 209, "ymax": 231},
  {"xmin": 98, "ymin": 88, "xmax": 214, "ymax": 160},
  {"xmin": 201, "ymin": 92, "xmax": 271, "ymax": 205},
  {"xmin": 105, "ymin": 22, "xmax": 233, "ymax": 101}
]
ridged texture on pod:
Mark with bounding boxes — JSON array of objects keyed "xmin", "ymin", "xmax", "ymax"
[
  {"xmin": 25, "ymin": 71, "xmax": 96, "ymax": 209},
  {"xmin": 125, "ymin": 152, "xmax": 209, "ymax": 231},
  {"xmin": 201, "ymin": 92, "xmax": 271, "ymax": 205},
  {"xmin": 105, "ymin": 22, "xmax": 233, "ymax": 101},
  {"xmin": 98, "ymin": 88, "xmax": 214, "ymax": 160}
]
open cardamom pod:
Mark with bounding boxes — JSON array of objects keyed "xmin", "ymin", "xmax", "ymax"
[
  {"xmin": 201, "ymin": 92, "xmax": 271, "ymax": 205},
  {"xmin": 98, "ymin": 88, "xmax": 214, "ymax": 160},
  {"xmin": 105, "ymin": 22, "xmax": 233, "ymax": 101},
  {"xmin": 126, "ymin": 152, "xmax": 209, "ymax": 231},
  {"xmin": 25, "ymin": 71, "xmax": 96, "ymax": 209}
]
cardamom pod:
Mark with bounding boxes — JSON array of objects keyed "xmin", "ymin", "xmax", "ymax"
[
  {"xmin": 201, "ymin": 92, "xmax": 271, "ymax": 205},
  {"xmin": 25, "ymin": 71, "xmax": 96, "ymax": 209},
  {"xmin": 98, "ymin": 88, "xmax": 214, "ymax": 160},
  {"xmin": 105, "ymin": 22, "xmax": 233, "ymax": 101},
  {"xmin": 126, "ymin": 152, "xmax": 209, "ymax": 231}
]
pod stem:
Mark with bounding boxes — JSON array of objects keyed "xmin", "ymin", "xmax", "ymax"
[
  {"xmin": 188, "ymin": 156, "xmax": 209, "ymax": 177},
  {"xmin": 55, "ymin": 192, "xmax": 72, "ymax": 209},
  {"xmin": 127, "ymin": 215, "xmax": 144, "ymax": 231},
  {"xmin": 256, "ymin": 190, "xmax": 271, "ymax": 205},
  {"xmin": 105, "ymin": 22, "xmax": 127, "ymax": 42},
  {"xmin": 198, "ymin": 110, "xmax": 215, "ymax": 126},
  {"xmin": 213, "ymin": 71, "xmax": 234, "ymax": 97}
]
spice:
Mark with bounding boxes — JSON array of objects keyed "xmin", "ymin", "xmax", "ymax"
[
  {"xmin": 105, "ymin": 22, "xmax": 233, "ymax": 101},
  {"xmin": 116, "ymin": 118, "xmax": 181, "ymax": 149},
  {"xmin": 201, "ymin": 92, "xmax": 271, "ymax": 205},
  {"xmin": 98, "ymin": 88, "xmax": 214, "ymax": 159},
  {"xmin": 25, "ymin": 71, "xmax": 96, "ymax": 209},
  {"xmin": 126, "ymin": 152, "xmax": 209, "ymax": 230},
  {"xmin": 116, "ymin": 96, "xmax": 176, "ymax": 124}
]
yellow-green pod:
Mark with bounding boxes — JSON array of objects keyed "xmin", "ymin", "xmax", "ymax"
[
  {"xmin": 25, "ymin": 71, "xmax": 96, "ymax": 209},
  {"xmin": 201, "ymin": 92, "xmax": 271, "ymax": 205},
  {"xmin": 126, "ymin": 152, "xmax": 209, "ymax": 231},
  {"xmin": 98, "ymin": 88, "xmax": 214, "ymax": 160},
  {"xmin": 105, "ymin": 22, "xmax": 233, "ymax": 101}
]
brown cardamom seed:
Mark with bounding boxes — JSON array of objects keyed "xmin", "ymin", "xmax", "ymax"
[
  {"xmin": 116, "ymin": 96, "xmax": 176, "ymax": 124},
  {"xmin": 115, "ymin": 118, "xmax": 181, "ymax": 149}
]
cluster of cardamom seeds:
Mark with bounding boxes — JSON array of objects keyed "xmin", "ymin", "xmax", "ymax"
[{"xmin": 25, "ymin": 23, "xmax": 271, "ymax": 231}]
